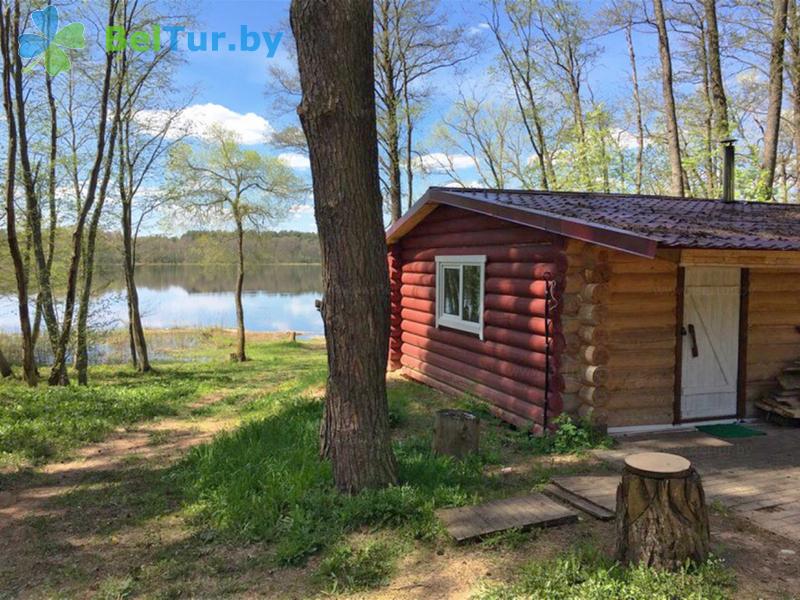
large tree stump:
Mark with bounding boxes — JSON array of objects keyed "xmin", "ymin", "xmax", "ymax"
[
  {"xmin": 432, "ymin": 410, "xmax": 479, "ymax": 459},
  {"xmin": 615, "ymin": 452, "xmax": 710, "ymax": 570}
]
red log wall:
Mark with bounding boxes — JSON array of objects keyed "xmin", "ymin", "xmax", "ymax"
[{"xmin": 388, "ymin": 205, "xmax": 566, "ymax": 434}]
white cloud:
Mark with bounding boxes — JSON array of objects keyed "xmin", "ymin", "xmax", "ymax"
[
  {"xmin": 468, "ymin": 22, "xmax": 491, "ymax": 35},
  {"xmin": 610, "ymin": 128, "xmax": 649, "ymax": 150},
  {"xmin": 442, "ymin": 180, "xmax": 483, "ymax": 189},
  {"xmin": 136, "ymin": 103, "xmax": 274, "ymax": 145},
  {"xmin": 278, "ymin": 152, "xmax": 311, "ymax": 169},
  {"xmin": 414, "ymin": 152, "xmax": 477, "ymax": 173},
  {"xmin": 290, "ymin": 204, "xmax": 314, "ymax": 215}
]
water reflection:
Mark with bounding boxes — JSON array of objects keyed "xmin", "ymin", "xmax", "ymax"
[{"xmin": 0, "ymin": 264, "xmax": 324, "ymax": 334}]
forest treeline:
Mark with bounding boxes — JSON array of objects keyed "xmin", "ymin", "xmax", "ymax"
[{"xmin": 0, "ymin": 230, "xmax": 320, "ymax": 270}]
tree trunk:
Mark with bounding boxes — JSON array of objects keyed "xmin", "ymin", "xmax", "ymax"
[
  {"xmin": 615, "ymin": 453, "xmax": 710, "ymax": 570},
  {"xmin": 292, "ymin": 0, "xmax": 398, "ymax": 493},
  {"xmin": 48, "ymin": 1, "xmax": 116, "ymax": 385},
  {"xmin": 653, "ymin": 0, "xmax": 685, "ymax": 197},
  {"xmin": 762, "ymin": 0, "xmax": 790, "ymax": 200},
  {"xmin": 704, "ymin": 0, "xmax": 729, "ymax": 141},
  {"xmin": 0, "ymin": 347, "xmax": 11, "ymax": 378},
  {"xmin": 1, "ymin": 2, "xmax": 35, "ymax": 385},
  {"xmin": 625, "ymin": 22, "xmax": 644, "ymax": 195},
  {"xmin": 788, "ymin": 0, "xmax": 800, "ymax": 201},
  {"xmin": 698, "ymin": 20, "xmax": 716, "ymax": 198},
  {"xmin": 432, "ymin": 410, "xmax": 479, "ymax": 459},
  {"xmin": 234, "ymin": 215, "xmax": 247, "ymax": 362}
]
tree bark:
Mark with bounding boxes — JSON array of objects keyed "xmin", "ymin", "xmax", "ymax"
[
  {"xmin": 615, "ymin": 460, "xmax": 710, "ymax": 570},
  {"xmin": 788, "ymin": 0, "xmax": 800, "ymax": 201},
  {"xmin": 653, "ymin": 0, "xmax": 685, "ymax": 197},
  {"xmin": 762, "ymin": 0, "xmax": 790, "ymax": 200},
  {"xmin": 292, "ymin": 0, "xmax": 398, "ymax": 493},
  {"xmin": 234, "ymin": 213, "xmax": 247, "ymax": 362},
  {"xmin": 1, "ymin": 1, "xmax": 35, "ymax": 385},
  {"xmin": 625, "ymin": 21, "xmax": 644, "ymax": 195},
  {"xmin": 704, "ymin": 0, "xmax": 729, "ymax": 141},
  {"xmin": 0, "ymin": 347, "xmax": 11, "ymax": 378}
]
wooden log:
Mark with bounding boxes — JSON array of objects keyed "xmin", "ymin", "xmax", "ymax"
[
  {"xmin": 401, "ymin": 244, "xmax": 563, "ymax": 264},
  {"xmin": 400, "ymin": 296, "xmax": 435, "ymax": 313},
  {"xmin": 610, "ymin": 260, "xmax": 677, "ymax": 274},
  {"xmin": 580, "ymin": 345, "xmax": 610, "ymax": 366},
  {"xmin": 401, "ymin": 332, "xmax": 558, "ymax": 388},
  {"xmin": 401, "ymin": 343, "xmax": 553, "ymax": 404},
  {"xmin": 578, "ymin": 325, "xmax": 608, "ymax": 345},
  {"xmin": 405, "ymin": 213, "xmax": 514, "ymax": 237},
  {"xmin": 401, "ymin": 226, "xmax": 549, "ymax": 250},
  {"xmin": 400, "ymin": 320, "xmax": 554, "ymax": 370},
  {"xmin": 580, "ymin": 283, "xmax": 610, "ymax": 304},
  {"xmin": 400, "ymin": 284, "xmax": 435, "ymax": 301},
  {"xmin": 562, "ymin": 393, "xmax": 581, "ymax": 415},
  {"xmin": 563, "ymin": 376, "xmax": 582, "ymax": 394},
  {"xmin": 484, "ymin": 309, "xmax": 552, "ymax": 336},
  {"xmin": 615, "ymin": 453, "xmax": 709, "ymax": 570},
  {"xmin": 432, "ymin": 409, "xmax": 480, "ymax": 459},
  {"xmin": 584, "ymin": 264, "xmax": 612, "ymax": 283},
  {"xmin": 484, "ymin": 326, "xmax": 561, "ymax": 354},
  {"xmin": 579, "ymin": 385, "xmax": 609, "ymax": 407},
  {"xmin": 582, "ymin": 365, "xmax": 609, "ymax": 386},
  {"xmin": 484, "ymin": 294, "xmax": 549, "ymax": 317},
  {"xmin": 400, "ymin": 355, "xmax": 545, "ymax": 423},
  {"xmin": 609, "ymin": 273, "xmax": 677, "ymax": 293},
  {"xmin": 578, "ymin": 304, "xmax": 607, "ymax": 325},
  {"xmin": 485, "ymin": 262, "xmax": 564, "ymax": 280},
  {"xmin": 401, "ymin": 308, "xmax": 435, "ymax": 326},
  {"xmin": 401, "ymin": 260, "xmax": 436, "ymax": 274},
  {"xmin": 562, "ymin": 294, "xmax": 580, "ymax": 316},
  {"xmin": 401, "ymin": 272, "xmax": 436, "ymax": 286},
  {"xmin": 485, "ymin": 277, "xmax": 553, "ymax": 299}
]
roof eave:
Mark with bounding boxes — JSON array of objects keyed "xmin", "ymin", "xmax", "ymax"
[{"xmin": 386, "ymin": 188, "xmax": 658, "ymax": 259}]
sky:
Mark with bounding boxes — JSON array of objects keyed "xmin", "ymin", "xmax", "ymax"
[{"xmin": 124, "ymin": 0, "xmax": 663, "ymax": 234}]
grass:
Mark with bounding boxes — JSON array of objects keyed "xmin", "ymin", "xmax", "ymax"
[{"xmin": 476, "ymin": 544, "xmax": 735, "ymax": 600}]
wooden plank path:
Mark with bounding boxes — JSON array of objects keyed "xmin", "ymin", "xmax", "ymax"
[
  {"xmin": 552, "ymin": 424, "xmax": 800, "ymax": 542},
  {"xmin": 437, "ymin": 492, "xmax": 578, "ymax": 541}
]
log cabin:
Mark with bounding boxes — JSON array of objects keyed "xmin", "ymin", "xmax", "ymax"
[{"xmin": 386, "ymin": 186, "xmax": 800, "ymax": 434}]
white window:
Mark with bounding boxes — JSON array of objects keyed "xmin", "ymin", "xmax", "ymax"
[{"xmin": 435, "ymin": 255, "xmax": 486, "ymax": 338}]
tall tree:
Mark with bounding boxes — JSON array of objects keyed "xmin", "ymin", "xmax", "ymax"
[
  {"xmin": 652, "ymin": 0, "xmax": 685, "ymax": 197},
  {"xmin": 704, "ymin": 0, "xmax": 729, "ymax": 141},
  {"xmin": 761, "ymin": 0, "xmax": 790, "ymax": 199},
  {"xmin": 0, "ymin": 0, "xmax": 35, "ymax": 384},
  {"xmin": 168, "ymin": 127, "xmax": 303, "ymax": 362},
  {"xmin": 291, "ymin": 0, "xmax": 398, "ymax": 493},
  {"xmin": 624, "ymin": 18, "xmax": 645, "ymax": 193},
  {"xmin": 788, "ymin": 0, "xmax": 800, "ymax": 199}
]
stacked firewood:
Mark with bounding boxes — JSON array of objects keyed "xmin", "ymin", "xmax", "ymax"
[{"xmin": 756, "ymin": 363, "xmax": 800, "ymax": 421}]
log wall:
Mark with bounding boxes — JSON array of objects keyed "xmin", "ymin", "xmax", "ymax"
[
  {"xmin": 562, "ymin": 241, "xmax": 678, "ymax": 428},
  {"xmin": 745, "ymin": 269, "xmax": 800, "ymax": 412},
  {"xmin": 391, "ymin": 205, "xmax": 565, "ymax": 434}
]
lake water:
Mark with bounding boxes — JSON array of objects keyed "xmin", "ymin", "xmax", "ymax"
[{"xmin": 0, "ymin": 264, "xmax": 324, "ymax": 335}]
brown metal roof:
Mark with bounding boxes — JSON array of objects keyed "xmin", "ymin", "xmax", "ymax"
[{"xmin": 386, "ymin": 187, "xmax": 800, "ymax": 258}]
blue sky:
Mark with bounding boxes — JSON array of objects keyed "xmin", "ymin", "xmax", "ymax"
[{"xmin": 145, "ymin": 0, "xmax": 662, "ymax": 233}]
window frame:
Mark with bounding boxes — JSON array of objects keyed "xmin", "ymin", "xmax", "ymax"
[{"xmin": 434, "ymin": 255, "xmax": 486, "ymax": 339}]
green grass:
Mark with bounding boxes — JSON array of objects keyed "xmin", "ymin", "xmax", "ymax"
[
  {"xmin": 315, "ymin": 539, "xmax": 401, "ymax": 593},
  {"xmin": 475, "ymin": 545, "xmax": 736, "ymax": 600}
]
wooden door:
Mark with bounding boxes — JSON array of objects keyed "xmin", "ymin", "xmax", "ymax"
[{"xmin": 680, "ymin": 267, "xmax": 741, "ymax": 421}]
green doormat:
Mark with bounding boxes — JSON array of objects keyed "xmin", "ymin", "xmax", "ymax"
[{"xmin": 696, "ymin": 424, "xmax": 766, "ymax": 439}]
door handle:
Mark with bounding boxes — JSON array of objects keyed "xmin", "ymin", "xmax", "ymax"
[{"xmin": 687, "ymin": 324, "xmax": 699, "ymax": 358}]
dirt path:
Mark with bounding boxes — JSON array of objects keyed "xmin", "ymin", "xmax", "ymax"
[{"xmin": 0, "ymin": 390, "xmax": 254, "ymax": 598}]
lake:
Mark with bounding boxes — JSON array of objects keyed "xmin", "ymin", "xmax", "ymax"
[{"xmin": 0, "ymin": 264, "xmax": 324, "ymax": 336}]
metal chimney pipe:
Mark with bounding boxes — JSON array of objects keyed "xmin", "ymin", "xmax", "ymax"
[{"xmin": 721, "ymin": 138, "xmax": 736, "ymax": 202}]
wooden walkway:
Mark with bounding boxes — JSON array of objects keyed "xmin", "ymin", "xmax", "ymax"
[
  {"xmin": 436, "ymin": 493, "xmax": 578, "ymax": 541},
  {"xmin": 555, "ymin": 423, "xmax": 800, "ymax": 541}
]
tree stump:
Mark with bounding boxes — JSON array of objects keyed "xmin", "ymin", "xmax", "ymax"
[
  {"xmin": 615, "ymin": 452, "xmax": 710, "ymax": 570},
  {"xmin": 432, "ymin": 410, "xmax": 479, "ymax": 459}
]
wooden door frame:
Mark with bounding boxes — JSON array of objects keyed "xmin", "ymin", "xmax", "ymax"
[{"xmin": 673, "ymin": 266, "xmax": 749, "ymax": 424}]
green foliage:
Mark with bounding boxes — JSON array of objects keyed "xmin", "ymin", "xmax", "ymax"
[
  {"xmin": 0, "ymin": 379, "xmax": 198, "ymax": 464},
  {"xmin": 476, "ymin": 545, "xmax": 735, "ymax": 600},
  {"xmin": 177, "ymin": 389, "xmax": 499, "ymax": 566},
  {"xmin": 315, "ymin": 540, "xmax": 399, "ymax": 593},
  {"xmin": 528, "ymin": 415, "xmax": 614, "ymax": 455}
]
